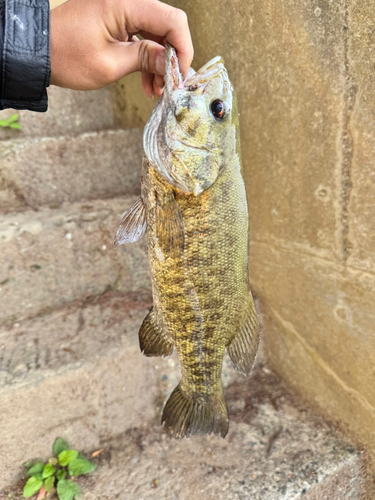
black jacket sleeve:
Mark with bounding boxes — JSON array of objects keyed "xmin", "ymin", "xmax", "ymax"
[{"xmin": 0, "ymin": 0, "xmax": 50, "ymax": 112}]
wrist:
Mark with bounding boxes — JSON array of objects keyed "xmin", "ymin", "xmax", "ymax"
[
  {"xmin": 49, "ymin": 0, "xmax": 113, "ymax": 90},
  {"xmin": 49, "ymin": 5, "xmax": 65, "ymax": 87}
]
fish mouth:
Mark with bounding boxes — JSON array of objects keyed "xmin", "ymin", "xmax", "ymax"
[
  {"xmin": 164, "ymin": 44, "xmax": 184, "ymax": 95},
  {"xmin": 164, "ymin": 44, "xmax": 226, "ymax": 97},
  {"xmin": 143, "ymin": 45, "xmax": 228, "ymax": 195}
]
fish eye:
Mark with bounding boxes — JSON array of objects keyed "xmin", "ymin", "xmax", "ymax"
[{"xmin": 210, "ymin": 100, "xmax": 229, "ymax": 121}]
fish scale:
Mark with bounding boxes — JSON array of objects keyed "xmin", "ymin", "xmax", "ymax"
[{"xmin": 115, "ymin": 44, "xmax": 259, "ymax": 438}]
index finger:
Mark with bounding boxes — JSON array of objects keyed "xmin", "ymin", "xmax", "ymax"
[{"xmin": 126, "ymin": 0, "xmax": 194, "ymax": 77}]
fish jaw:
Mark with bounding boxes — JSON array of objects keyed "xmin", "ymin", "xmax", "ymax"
[
  {"xmin": 164, "ymin": 43, "xmax": 184, "ymax": 96},
  {"xmin": 143, "ymin": 45, "xmax": 237, "ymax": 196}
]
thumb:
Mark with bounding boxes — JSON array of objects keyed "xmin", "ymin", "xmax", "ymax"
[{"xmin": 124, "ymin": 39, "xmax": 165, "ymax": 76}]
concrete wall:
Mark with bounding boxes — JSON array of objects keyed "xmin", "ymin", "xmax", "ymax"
[{"xmin": 132, "ymin": 0, "xmax": 375, "ymax": 459}]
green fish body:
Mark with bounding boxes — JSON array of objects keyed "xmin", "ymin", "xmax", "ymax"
[{"xmin": 115, "ymin": 45, "xmax": 259, "ymax": 438}]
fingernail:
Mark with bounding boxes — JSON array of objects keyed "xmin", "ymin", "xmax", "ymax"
[{"xmin": 155, "ymin": 54, "xmax": 165, "ymax": 75}]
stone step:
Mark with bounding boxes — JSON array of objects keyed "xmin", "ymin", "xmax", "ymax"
[
  {"xmin": 0, "ymin": 277, "xmax": 153, "ymax": 490},
  {"xmin": 0, "ymin": 289, "xmax": 151, "ymax": 387},
  {"xmin": 0, "ymin": 128, "xmax": 143, "ymax": 212},
  {"xmin": 0, "ymin": 362, "xmax": 369, "ymax": 499},
  {"xmin": 0, "ymin": 344, "xmax": 159, "ymax": 491},
  {"xmin": 0, "ymin": 86, "xmax": 120, "ymax": 140},
  {"xmin": 0, "ymin": 196, "xmax": 150, "ymax": 327}
]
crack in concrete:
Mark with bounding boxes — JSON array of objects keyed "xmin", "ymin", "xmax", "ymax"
[
  {"xmin": 0, "ymin": 128, "xmax": 142, "ymax": 149},
  {"xmin": 250, "ymin": 237, "xmax": 339, "ymax": 266},
  {"xmin": 270, "ymin": 307, "xmax": 375, "ymax": 419},
  {"xmin": 341, "ymin": 0, "xmax": 356, "ymax": 265},
  {"xmin": 0, "ymin": 288, "xmax": 152, "ymax": 330},
  {"xmin": 250, "ymin": 238, "xmax": 375, "ymax": 279}
]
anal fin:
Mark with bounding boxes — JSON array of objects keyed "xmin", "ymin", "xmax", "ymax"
[
  {"xmin": 227, "ymin": 293, "xmax": 260, "ymax": 375},
  {"xmin": 114, "ymin": 196, "xmax": 146, "ymax": 246},
  {"xmin": 139, "ymin": 308, "xmax": 173, "ymax": 357}
]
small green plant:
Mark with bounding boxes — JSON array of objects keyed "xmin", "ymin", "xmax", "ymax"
[
  {"xmin": 0, "ymin": 113, "xmax": 21, "ymax": 129},
  {"xmin": 23, "ymin": 437, "xmax": 97, "ymax": 500}
]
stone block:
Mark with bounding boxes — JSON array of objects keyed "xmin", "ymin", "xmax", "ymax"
[
  {"xmin": 0, "ymin": 197, "xmax": 150, "ymax": 326},
  {"xmin": 0, "ymin": 86, "xmax": 118, "ymax": 140},
  {"xmin": 0, "ymin": 346, "xmax": 158, "ymax": 491},
  {"xmin": 0, "ymin": 291, "xmax": 151, "ymax": 387},
  {"xmin": 0, "ymin": 129, "xmax": 143, "ymax": 212},
  {"xmin": 250, "ymin": 239, "xmax": 375, "ymax": 455},
  {"xmin": 112, "ymin": 74, "xmax": 155, "ymax": 129}
]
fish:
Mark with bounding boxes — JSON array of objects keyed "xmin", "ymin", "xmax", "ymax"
[{"xmin": 114, "ymin": 44, "xmax": 259, "ymax": 438}]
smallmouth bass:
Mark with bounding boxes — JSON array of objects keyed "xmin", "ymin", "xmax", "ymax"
[{"xmin": 115, "ymin": 45, "xmax": 259, "ymax": 438}]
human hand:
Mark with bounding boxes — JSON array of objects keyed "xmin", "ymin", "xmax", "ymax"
[{"xmin": 50, "ymin": 0, "xmax": 194, "ymax": 97}]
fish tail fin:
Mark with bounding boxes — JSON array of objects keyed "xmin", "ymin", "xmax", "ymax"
[{"xmin": 162, "ymin": 383, "xmax": 229, "ymax": 438}]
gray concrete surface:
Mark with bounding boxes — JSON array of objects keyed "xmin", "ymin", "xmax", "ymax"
[
  {"xmin": 0, "ymin": 129, "xmax": 142, "ymax": 211},
  {"xmin": 0, "ymin": 291, "xmax": 151, "ymax": 387},
  {"xmin": 0, "ymin": 197, "xmax": 150, "ymax": 325},
  {"xmin": 1, "ymin": 364, "xmax": 368, "ymax": 500}
]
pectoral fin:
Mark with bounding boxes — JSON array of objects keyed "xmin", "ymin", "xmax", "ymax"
[
  {"xmin": 139, "ymin": 308, "xmax": 174, "ymax": 357},
  {"xmin": 227, "ymin": 294, "xmax": 260, "ymax": 375},
  {"xmin": 114, "ymin": 196, "xmax": 146, "ymax": 246},
  {"xmin": 155, "ymin": 193, "xmax": 184, "ymax": 257}
]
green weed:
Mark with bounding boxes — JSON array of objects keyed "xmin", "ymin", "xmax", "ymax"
[
  {"xmin": 22, "ymin": 437, "xmax": 97, "ymax": 499},
  {"xmin": 0, "ymin": 114, "xmax": 21, "ymax": 129}
]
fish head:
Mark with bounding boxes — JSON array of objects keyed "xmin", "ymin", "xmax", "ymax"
[{"xmin": 144, "ymin": 44, "xmax": 238, "ymax": 196}]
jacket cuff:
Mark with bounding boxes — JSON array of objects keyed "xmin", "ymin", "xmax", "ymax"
[{"xmin": 2, "ymin": 0, "xmax": 50, "ymax": 112}]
